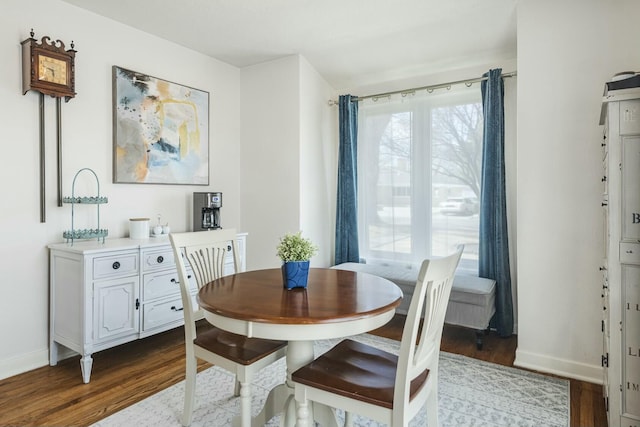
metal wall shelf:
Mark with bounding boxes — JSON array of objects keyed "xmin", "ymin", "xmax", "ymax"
[{"xmin": 63, "ymin": 168, "xmax": 108, "ymax": 244}]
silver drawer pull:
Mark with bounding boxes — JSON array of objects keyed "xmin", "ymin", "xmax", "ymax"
[
  {"xmin": 170, "ymin": 306, "xmax": 184, "ymax": 312},
  {"xmin": 170, "ymin": 275, "xmax": 190, "ymax": 284}
]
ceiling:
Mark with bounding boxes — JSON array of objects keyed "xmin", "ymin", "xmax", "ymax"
[{"xmin": 60, "ymin": 0, "xmax": 517, "ymax": 90}]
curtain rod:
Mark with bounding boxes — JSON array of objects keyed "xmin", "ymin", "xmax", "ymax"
[{"xmin": 328, "ymin": 70, "xmax": 517, "ymax": 106}]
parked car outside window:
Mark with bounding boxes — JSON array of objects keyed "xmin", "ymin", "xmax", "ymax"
[{"xmin": 439, "ymin": 197, "xmax": 479, "ymax": 216}]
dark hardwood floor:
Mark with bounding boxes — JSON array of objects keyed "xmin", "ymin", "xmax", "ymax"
[{"xmin": 0, "ymin": 316, "xmax": 607, "ymax": 426}]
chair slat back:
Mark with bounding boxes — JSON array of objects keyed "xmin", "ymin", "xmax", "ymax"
[
  {"xmin": 186, "ymin": 243, "xmax": 231, "ymax": 288},
  {"xmin": 169, "ymin": 229, "xmax": 238, "ymax": 342},
  {"xmin": 394, "ymin": 246, "xmax": 463, "ymax": 409}
]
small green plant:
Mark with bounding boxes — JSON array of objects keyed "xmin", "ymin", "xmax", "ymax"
[{"xmin": 276, "ymin": 231, "xmax": 318, "ymax": 262}]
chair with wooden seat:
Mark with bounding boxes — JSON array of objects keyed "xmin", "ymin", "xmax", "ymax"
[
  {"xmin": 292, "ymin": 246, "xmax": 463, "ymax": 427},
  {"xmin": 170, "ymin": 229, "xmax": 287, "ymax": 427}
]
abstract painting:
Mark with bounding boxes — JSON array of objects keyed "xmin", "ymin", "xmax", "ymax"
[{"xmin": 112, "ymin": 66, "xmax": 209, "ymax": 184}]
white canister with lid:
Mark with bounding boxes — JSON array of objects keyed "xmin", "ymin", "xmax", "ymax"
[{"xmin": 129, "ymin": 218, "xmax": 150, "ymax": 239}]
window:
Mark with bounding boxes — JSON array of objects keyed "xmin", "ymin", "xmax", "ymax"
[{"xmin": 357, "ymin": 88, "xmax": 482, "ymax": 273}]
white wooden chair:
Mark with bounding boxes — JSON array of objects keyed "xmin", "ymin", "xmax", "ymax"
[
  {"xmin": 170, "ymin": 229, "xmax": 287, "ymax": 427},
  {"xmin": 292, "ymin": 246, "xmax": 463, "ymax": 427}
]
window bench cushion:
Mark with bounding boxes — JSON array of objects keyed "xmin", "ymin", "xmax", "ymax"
[{"xmin": 332, "ymin": 262, "xmax": 496, "ymax": 331}]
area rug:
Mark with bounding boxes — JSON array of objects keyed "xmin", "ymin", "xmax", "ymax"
[{"xmin": 91, "ymin": 334, "xmax": 569, "ymax": 427}]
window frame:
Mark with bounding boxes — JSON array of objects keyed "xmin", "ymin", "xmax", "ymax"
[{"xmin": 357, "ymin": 88, "xmax": 483, "ymax": 271}]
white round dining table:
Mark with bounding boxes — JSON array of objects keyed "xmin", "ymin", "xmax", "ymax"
[{"xmin": 198, "ymin": 267, "xmax": 403, "ymax": 427}]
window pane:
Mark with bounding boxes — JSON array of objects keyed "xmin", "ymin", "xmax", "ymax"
[
  {"xmin": 369, "ymin": 111, "xmax": 412, "ymax": 258},
  {"xmin": 358, "ymin": 90, "xmax": 482, "ymax": 273},
  {"xmin": 431, "ymin": 102, "xmax": 482, "ymax": 273}
]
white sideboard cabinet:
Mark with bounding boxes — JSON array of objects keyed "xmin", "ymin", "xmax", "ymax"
[
  {"xmin": 601, "ymin": 88, "xmax": 640, "ymax": 427},
  {"xmin": 48, "ymin": 232, "xmax": 247, "ymax": 383}
]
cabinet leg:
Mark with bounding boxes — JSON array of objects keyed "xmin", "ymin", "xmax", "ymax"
[
  {"xmin": 80, "ymin": 353, "xmax": 93, "ymax": 383},
  {"xmin": 49, "ymin": 341, "xmax": 59, "ymax": 366}
]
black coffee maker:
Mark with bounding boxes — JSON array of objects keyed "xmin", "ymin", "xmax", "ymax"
[{"xmin": 193, "ymin": 192, "xmax": 222, "ymax": 231}]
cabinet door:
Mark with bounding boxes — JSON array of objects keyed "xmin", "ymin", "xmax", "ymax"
[
  {"xmin": 622, "ymin": 136, "xmax": 640, "ymax": 240},
  {"xmin": 623, "ymin": 265, "xmax": 640, "ymax": 417},
  {"xmin": 93, "ymin": 276, "xmax": 139, "ymax": 343}
]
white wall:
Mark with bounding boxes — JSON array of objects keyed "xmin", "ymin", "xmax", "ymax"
[
  {"xmin": 299, "ymin": 57, "xmax": 337, "ymax": 267},
  {"xmin": 240, "ymin": 55, "xmax": 335, "ymax": 269},
  {"xmin": 240, "ymin": 56, "xmax": 302, "ymax": 270},
  {"xmin": 0, "ymin": 0, "xmax": 242, "ymax": 380},
  {"xmin": 515, "ymin": 0, "xmax": 640, "ymax": 382}
]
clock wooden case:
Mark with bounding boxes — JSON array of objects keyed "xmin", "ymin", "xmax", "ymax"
[{"xmin": 22, "ymin": 32, "xmax": 76, "ymax": 101}]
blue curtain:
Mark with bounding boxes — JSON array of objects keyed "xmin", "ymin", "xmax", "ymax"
[
  {"xmin": 479, "ymin": 69, "xmax": 514, "ymax": 337},
  {"xmin": 334, "ymin": 95, "xmax": 359, "ymax": 265}
]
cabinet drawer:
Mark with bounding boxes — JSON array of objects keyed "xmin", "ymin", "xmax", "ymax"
[
  {"xmin": 621, "ymin": 243, "xmax": 640, "ymax": 265},
  {"xmin": 620, "ymin": 415, "xmax": 640, "ymax": 427},
  {"xmin": 143, "ymin": 269, "xmax": 197, "ymax": 300},
  {"xmin": 141, "ymin": 248, "xmax": 175, "ymax": 272},
  {"xmin": 93, "ymin": 252, "xmax": 138, "ymax": 280},
  {"xmin": 142, "ymin": 294, "xmax": 196, "ymax": 332}
]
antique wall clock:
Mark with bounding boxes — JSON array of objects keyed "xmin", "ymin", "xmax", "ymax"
[
  {"xmin": 21, "ymin": 29, "xmax": 77, "ymax": 222},
  {"xmin": 22, "ymin": 31, "xmax": 76, "ymax": 100}
]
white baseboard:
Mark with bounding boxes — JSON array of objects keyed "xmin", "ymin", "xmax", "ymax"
[
  {"xmin": 515, "ymin": 348, "xmax": 603, "ymax": 384},
  {"xmin": 0, "ymin": 346, "xmax": 78, "ymax": 382},
  {"xmin": 0, "ymin": 348, "xmax": 49, "ymax": 381}
]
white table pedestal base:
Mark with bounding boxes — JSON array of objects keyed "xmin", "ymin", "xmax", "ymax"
[{"xmin": 242, "ymin": 340, "xmax": 340, "ymax": 427}]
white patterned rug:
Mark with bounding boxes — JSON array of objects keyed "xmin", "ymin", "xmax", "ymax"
[{"xmin": 91, "ymin": 334, "xmax": 569, "ymax": 427}]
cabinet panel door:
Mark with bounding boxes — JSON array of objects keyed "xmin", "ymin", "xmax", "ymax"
[
  {"xmin": 622, "ymin": 136, "xmax": 640, "ymax": 240},
  {"xmin": 93, "ymin": 277, "xmax": 139, "ymax": 343},
  {"xmin": 622, "ymin": 265, "xmax": 640, "ymax": 417}
]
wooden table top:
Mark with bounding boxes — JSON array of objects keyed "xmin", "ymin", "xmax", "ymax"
[{"xmin": 198, "ymin": 268, "xmax": 403, "ymax": 325}]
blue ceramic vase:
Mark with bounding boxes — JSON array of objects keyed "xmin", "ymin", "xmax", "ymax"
[{"xmin": 282, "ymin": 261, "xmax": 310, "ymax": 289}]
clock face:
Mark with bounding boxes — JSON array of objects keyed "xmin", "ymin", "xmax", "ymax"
[{"xmin": 38, "ymin": 55, "xmax": 67, "ymax": 85}]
